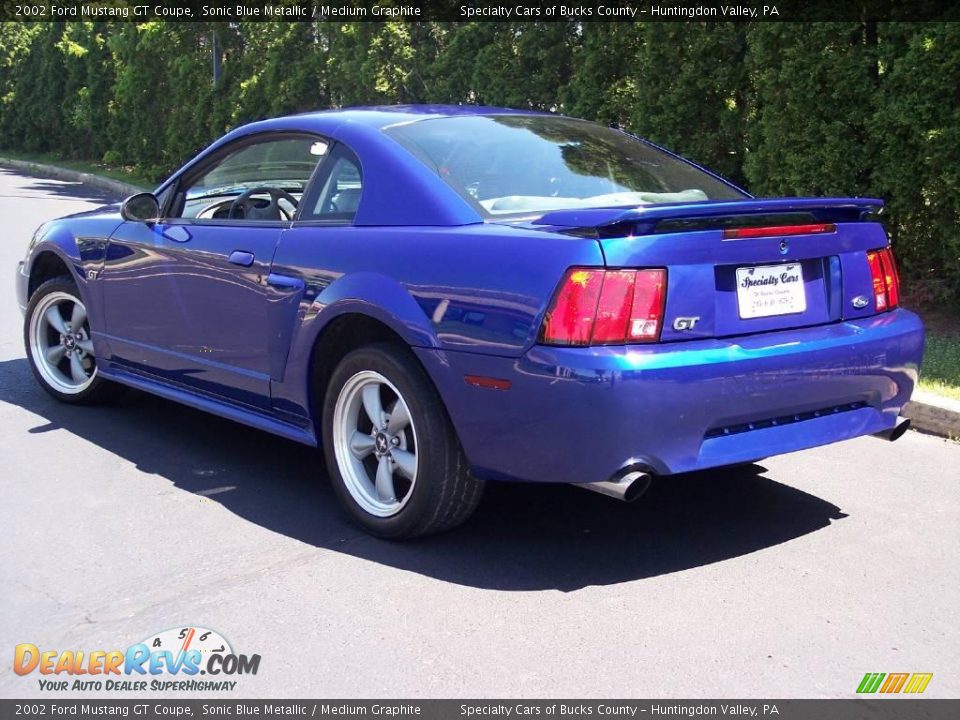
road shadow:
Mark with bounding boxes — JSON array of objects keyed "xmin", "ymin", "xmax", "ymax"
[
  {"xmin": 0, "ymin": 357, "xmax": 847, "ymax": 592},
  {"xmin": 0, "ymin": 167, "xmax": 123, "ymax": 204}
]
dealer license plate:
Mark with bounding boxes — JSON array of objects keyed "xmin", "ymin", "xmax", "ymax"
[{"xmin": 735, "ymin": 263, "xmax": 806, "ymax": 319}]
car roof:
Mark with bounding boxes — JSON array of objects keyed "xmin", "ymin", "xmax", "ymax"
[
  {"xmin": 291, "ymin": 104, "xmax": 553, "ymax": 129},
  {"xmin": 207, "ymin": 105, "xmax": 557, "ymax": 150}
]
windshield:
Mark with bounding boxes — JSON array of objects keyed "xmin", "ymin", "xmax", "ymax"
[
  {"xmin": 385, "ymin": 115, "xmax": 746, "ymax": 218},
  {"xmin": 186, "ymin": 137, "xmax": 325, "ymax": 200}
]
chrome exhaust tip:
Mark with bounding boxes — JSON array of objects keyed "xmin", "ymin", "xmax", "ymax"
[
  {"xmin": 572, "ymin": 468, "xmax": 652, "ymax": 503},
  {"xmin": 873, "ymin": 418, "xmax": 911, "ymax": 442}
]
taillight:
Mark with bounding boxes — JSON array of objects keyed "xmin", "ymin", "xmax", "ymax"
[
  {"xmin": 882, "ymin": 248, "xmax": 900, "ymax": 308},
  {"xmin": 540, "ymin": 269, "xmax": 604, "ymax": 345},
  {"xmin": 541, "ymin": 268, "xmax": 666, "ymax": 346},
  {"xmin": 866, "ymin": 247, "xmax": 900, "ymax": 312},
  {"xmin": 591, "ymin": 270, "xmax": 635, "ymax": 343}
]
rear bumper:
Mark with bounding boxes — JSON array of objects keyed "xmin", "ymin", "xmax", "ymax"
[{"xmin": 417, "ymin": 309, "xmax": 924, "ymax": 484}]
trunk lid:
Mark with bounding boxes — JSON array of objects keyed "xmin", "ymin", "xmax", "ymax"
[{"xmin": 532, "ymin": 198, "xmax": 888, "ymax": 341}]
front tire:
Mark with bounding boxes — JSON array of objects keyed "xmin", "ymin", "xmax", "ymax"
[
  {"xmin": 24, "ymin": 277, "xmax": 119, "ymax": 404},
  {"xmin": 322, "ymin": 343, "xmax": 484, "ymax": 538}
]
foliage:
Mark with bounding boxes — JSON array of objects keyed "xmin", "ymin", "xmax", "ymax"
[
  {"xmin": 918, "ymin": 331, "xmax": 960, "ymax": 401},
  {"xmin": 0, "ymin": 20, "xmax": 957, "ymax": 308},
  {"xmin": 871, "ymin": 23, "xmax": 960, "ymax": 306},
  {"xmin": 745, "ymin": 23, "xmax": 880, "ymax": 196}
]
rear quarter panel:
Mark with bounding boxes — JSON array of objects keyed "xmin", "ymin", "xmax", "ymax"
[{"xmin": 270, "ymin": 222, "xmax": 603, "ymax": 418}]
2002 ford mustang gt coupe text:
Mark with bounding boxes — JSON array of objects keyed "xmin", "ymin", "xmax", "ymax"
[{"xmin": 15, "ymin": 106, "xmax": 924, "ymax": 537}]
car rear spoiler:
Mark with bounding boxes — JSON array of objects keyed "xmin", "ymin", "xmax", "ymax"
[{"xmin": 532, "ymin": 198, "xmax": 885, "ymax": 235}]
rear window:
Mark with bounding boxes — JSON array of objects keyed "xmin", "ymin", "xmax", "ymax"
[{"xmin": 385, "ymin": 115, "xmax": 746, "ymax": 218}]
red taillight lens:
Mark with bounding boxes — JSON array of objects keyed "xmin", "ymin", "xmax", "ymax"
[
  {"xmin": 866, "ymin": 250, "xmax": 887, "ymax": 310},
  {"xmin": 628, "ymin": 269, "xmax": 666, "ymax": 341},
  {"xmin": 540, "ymin": 269, "xmax": 604, "ymax": 345},
  {"xmin": 866, "ymin": 247, "xmax": 900, "ymax": 312},
  {"xmin": 591, "ymin": 270, "xmax": 636, "ymax": 343},
  {"xmin": 722, "ymin": 223, "xmax": 836, "ymax": 239},
  {"xmin": 882, "ymin": 248, "xmax": 900, "ymax": 308},
  {"xmin": 541, "ymin": 268, "xmax": 666, "ymax": 346}
]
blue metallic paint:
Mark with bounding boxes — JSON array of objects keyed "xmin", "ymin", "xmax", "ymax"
[
  {"xmin": 267, "ymin": 222, "xmax": 603, "ymax": 421},
  {"xmin": 16, "ymin": 106, "xmax": 925, "ymax": 487},
  {"xmin": 96, "ymin": 220, "xmax": 291, "ymax": 407}
]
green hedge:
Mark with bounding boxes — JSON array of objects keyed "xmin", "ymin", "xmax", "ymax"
[{"xmin": 1, "ymin": 21, "xmax": 957, "ymax": 307}]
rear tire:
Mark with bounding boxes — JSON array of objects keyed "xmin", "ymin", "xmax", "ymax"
[
  {"xmin": 322, "ymin": 343, "xmax": 484, "ymax": 538},
  {"xmin": 24, "ymin": 277, "xmax": 121, "ymax": 405}
]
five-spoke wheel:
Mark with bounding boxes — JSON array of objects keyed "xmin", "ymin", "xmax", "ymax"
[
  {"xmin": 24, "ymin": 277, "xmax": 118, "ymax": 404},
  {"xmin": 333, "ymin": 370, "xmax": 419, "ymax": 517},
  {"xmin": 322, "ymin": 344, "xmax": 485, "ymax": 538},
  {"xmin": 29, "ymin": 290, "xmax": 96, "ymax": 393}
]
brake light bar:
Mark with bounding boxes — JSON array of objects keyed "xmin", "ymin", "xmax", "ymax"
[
  {"xmin": 541, "ymin": 268, "xmax": 666, "ymax": 346},
  {"xmin": 866, "ymin": 247, "xmax": 900, "ymax": 312},
  {"xmin": 722, "ymin": 223, "xmax": 836, "ymax": 239}
]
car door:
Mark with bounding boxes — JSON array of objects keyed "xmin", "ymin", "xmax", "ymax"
[
  {"xmin": 100, "ymin": 133, "xmax": 327, "ymax": 409},
  {"xmin": 267, "ymin": 143, "xmax": 367, "ymax": 420}
]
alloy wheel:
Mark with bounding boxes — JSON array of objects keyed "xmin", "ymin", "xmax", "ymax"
[
  {"xmin": 332, "ymin": 370, "xmax": 419, "ymax": 517},
  {"xmin": 28, "ymin": 291, "xmax": 97, "ymax": 395}
]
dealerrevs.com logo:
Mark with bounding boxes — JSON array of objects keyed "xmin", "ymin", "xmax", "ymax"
[{"xmin": 14, "ymin": 626, "xmax": 260, "ymax": 692}]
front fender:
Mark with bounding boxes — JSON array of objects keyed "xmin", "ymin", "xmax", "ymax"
[
  {"xmin": 23, "ymin": 238, "xmax": 88, "ymax": 309},
  {"xmin": 27, "ymin": 212, "xmax": 121, "ymax": 278},
  {"xmin": 21, "ymin": 215, "xmax": 122, "ymax": 350},
  {"xmin": 25, "ymin": 231, "xmax": 81, "ymax": 280}
]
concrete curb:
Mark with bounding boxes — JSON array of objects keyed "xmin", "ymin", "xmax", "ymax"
[
  {"xmin": 0, "ymin": 156, "xmax": 147, "ymax": 197},
  {"xmin": 903, "ymin": 391, "xmax": 960, "ymax": 439}
]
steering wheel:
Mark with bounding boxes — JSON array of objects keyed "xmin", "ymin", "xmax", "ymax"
[{"xmin": 228, "ymin": 187, "xmax": 299, "ymax": 221}]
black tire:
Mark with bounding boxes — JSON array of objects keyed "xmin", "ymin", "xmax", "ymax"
[
  {"xmin": 322, "ymin": 343, "xmax": 484, "ymax": 539},
  {"xmin": 24, "ymin": 277, "xmax": 122, "ymax": 405}
]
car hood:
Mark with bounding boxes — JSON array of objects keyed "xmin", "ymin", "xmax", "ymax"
[{"xmin": 61, "ymin": 202, "xmax": 123, "ymax": 220}]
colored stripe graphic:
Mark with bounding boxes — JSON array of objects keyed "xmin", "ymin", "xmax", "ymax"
[
  {"xmin": 903, "ymin": 673, "xmax": 933, "ymax": 694},
  {"xmin": 880, "ymin": 673, "xmax": 909, "ymax": 693},
  {"xmin": 857, "ymin": 672, "xmax": 933, "ymax": 694},
  {"xmin": 857, "ymin": 673, "xmax": 885, "ymax": 693}
]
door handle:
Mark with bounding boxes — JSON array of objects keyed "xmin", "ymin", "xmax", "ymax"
[
  {"xmin": 266, "ymin": 273, "xmax": 305, "ymax": 292},
  {"xmin": 228, "ymin": 250, "xmax": 255, "ymax": 267}
]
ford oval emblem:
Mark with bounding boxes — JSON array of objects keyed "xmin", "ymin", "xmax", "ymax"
[
  {"xmin": 779, "ymin": 239, "xmax": 789, "ymax": 255},
  {"xmin": 852, "ymin": 295, "xmax": 870, "ymax": 309}
]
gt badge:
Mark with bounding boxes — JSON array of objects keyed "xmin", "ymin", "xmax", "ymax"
[{"xmin": 673, "ymin": 316, "xmax": 700, "ymax": 331}]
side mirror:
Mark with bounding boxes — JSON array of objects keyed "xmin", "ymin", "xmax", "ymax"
[{"xmin": 120, "ymin": 193, "xmax": 160, "ymax": 223}]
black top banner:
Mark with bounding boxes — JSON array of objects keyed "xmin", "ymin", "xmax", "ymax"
[{"xmin": 1, "ymin": 0, "xmax": 958, "ymax": 23}]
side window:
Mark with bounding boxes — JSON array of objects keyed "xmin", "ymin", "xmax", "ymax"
[
  {"xmin": 170, "ymin": 135, "xmax": 329, "ymax": 222},
  {"xmin": 301, "ymin": 146, "xmax": 363, "ymax": 222}
]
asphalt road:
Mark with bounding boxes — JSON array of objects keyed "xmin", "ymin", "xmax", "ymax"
[{"xmin": 0, "ymin": 167, "xmax": 957, "ymax": 699}]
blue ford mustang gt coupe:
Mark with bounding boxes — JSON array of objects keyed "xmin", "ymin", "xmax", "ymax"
[{"xmin": 16, "ymin": 105, "xmax": 924, "ymax": 537}]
